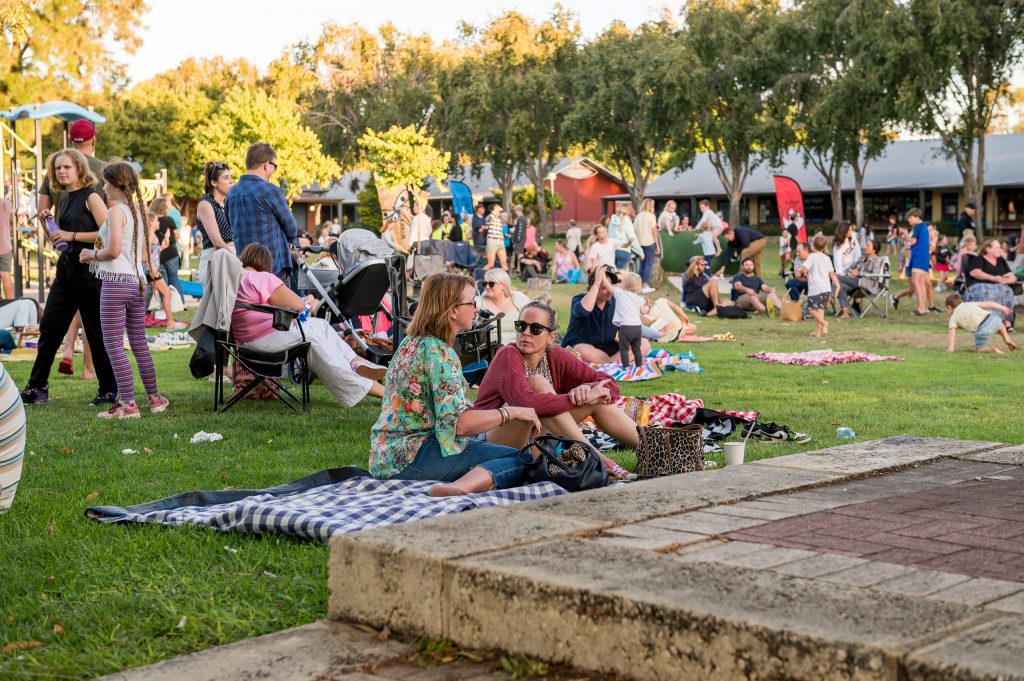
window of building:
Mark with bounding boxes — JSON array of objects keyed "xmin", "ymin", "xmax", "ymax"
[
  {"xmin": 997, "ymin": 188, "xmax": 1024, "ymax": 227},
  {"xmin": 941, "ymin": 193, "xmax": 960, "ymax": 223},
  {"xmin": 862, "ymin": 192, "xmax": 919, "ymax": 226}
]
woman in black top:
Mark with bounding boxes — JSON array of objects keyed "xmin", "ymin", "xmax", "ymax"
[
  {"xmin": 151, "ymin": 197, "xmax": 184, "ymax": 300},
  {"xmin": 19, "ymin": 149, "xmax": 117, "ymax": 405},
  {"xmin": 964, "ymin": 238, "xmax": 1017, "ymax": 331},
  {"xmin": 194, "ymin": 161, "xmax": 234, "ymax": 284}
]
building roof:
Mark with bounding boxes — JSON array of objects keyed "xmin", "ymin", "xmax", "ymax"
[
  {"xmin": 296, "ymin": 157, "xmax": 626, "ymax": 204},
  {"xmin": 627, "ymin": 132, "xmax": 1024, "ymax": 200}
]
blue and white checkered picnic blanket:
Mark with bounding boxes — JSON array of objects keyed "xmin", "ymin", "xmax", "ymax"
[{"xmin": 85, "ymin": 468, "xmax": 566, "ymax": 543}]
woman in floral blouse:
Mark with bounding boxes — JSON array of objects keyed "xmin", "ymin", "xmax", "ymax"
[{"xmin": 370, "ymin": 273, "xmax": 541, "ymax": 496}]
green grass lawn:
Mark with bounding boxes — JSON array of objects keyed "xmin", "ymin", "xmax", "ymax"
[{"xmin": 1, "ymin": 245, "xmax": 1021, "ymax": 679}]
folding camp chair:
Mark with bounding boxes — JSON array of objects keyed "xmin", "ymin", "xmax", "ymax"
[
  {"xmin": 214, "ymin": 303, "xmax": 311, "ymax": 413},
  {"xmin": 856, "ymin": 260, "xmax": 891, "ymax": 318}
]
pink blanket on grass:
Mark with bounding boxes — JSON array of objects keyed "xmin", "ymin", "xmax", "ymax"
[{"xmin": 747, "ymin": 349, "xmax": 905, "ymax": 366}]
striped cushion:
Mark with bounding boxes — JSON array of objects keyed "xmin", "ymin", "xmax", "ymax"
[{"xmin": 0, "ymin": 365, "xmax": 27, "ymax": 514}]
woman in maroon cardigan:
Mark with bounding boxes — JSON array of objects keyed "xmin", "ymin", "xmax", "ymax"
[{"xmin": 475, "ymin": 301, "xmax": 639, "ymax": 480}]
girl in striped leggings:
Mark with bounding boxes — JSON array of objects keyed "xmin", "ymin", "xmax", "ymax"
[{"xmin": 79, "ymin": 162, "xmax": 168, "ymax": 419}]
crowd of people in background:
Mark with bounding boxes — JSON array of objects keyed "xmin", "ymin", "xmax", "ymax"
[{"xmin": 5, "ymin": 113, "xmax": 1023, "ymax": 441}]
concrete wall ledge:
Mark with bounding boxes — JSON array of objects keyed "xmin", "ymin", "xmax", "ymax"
[{"xmin": 328, "ymin": 437, "xmax": 1018, "ymax": 680}]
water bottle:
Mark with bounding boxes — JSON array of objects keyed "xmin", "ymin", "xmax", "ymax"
[
  {"xmin": 836, "ymin": 427, "xmax": 856, "ymax": 439},
  {"xmin": 298, "ymin": 302, "xmax": 311, "ymax": 322},
  {"xmin": 45, "ymin": 214, "xmax": 68, "ymax": 253}
]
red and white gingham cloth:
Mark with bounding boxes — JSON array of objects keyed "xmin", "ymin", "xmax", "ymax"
[{"xmin": 609, "ymin": 393, "xmax": 757, "ymax": 426}]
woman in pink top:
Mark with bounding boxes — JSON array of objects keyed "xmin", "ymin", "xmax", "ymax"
[
  {"xmin": 524, "ymin": 221, "xmax": 538, "ymax": 250},
  {"xmin": 232, "ymin": 243, "xmax": 385, "ymax": 407}
]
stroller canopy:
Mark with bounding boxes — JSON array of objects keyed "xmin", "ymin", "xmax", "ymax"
[{"xmin": 335, "ymin": 229, "xmax": 394, "ymax": 280}]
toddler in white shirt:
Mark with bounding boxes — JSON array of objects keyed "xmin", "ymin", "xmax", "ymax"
[{"xmin": 602, "ymin": 271, "xmax": 649, "ymax": 367}]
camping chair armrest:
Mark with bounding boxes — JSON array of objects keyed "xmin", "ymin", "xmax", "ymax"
[
  {"xmin": 235, "ymin": 302, "xmax": 300, "ymax": 318},
  {"xmin": 234, "ymin": 302, "xmax": 306, "ymax": 339}
]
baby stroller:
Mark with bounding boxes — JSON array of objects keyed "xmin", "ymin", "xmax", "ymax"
[{"xmin": 297, "ymin": 229, "xmax": 407, "ymax": 366}]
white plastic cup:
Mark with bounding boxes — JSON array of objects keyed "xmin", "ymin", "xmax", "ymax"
[{"xmin": 724, "ymin": 442, "xmax": 746, "ymax": 466}]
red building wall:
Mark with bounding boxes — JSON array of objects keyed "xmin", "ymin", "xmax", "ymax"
[{"xmin": 552, "ymin": 174, "xmax": 625, "ymax": 230}]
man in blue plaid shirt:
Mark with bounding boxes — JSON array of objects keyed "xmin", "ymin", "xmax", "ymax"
[{"xmin": 225, "ymin": 143, "xmax": 298, "ymax": 282}]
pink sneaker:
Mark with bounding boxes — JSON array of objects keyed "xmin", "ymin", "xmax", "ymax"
[
  {"xmin": 148, "ymin": 394, "xmax": 170, "ymax": 413},
  {"xmin": 97, "ymin": 402, "xmax": 141, "ymax": 419}
]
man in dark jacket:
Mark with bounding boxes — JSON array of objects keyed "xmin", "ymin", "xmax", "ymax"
[
  {"xmin": 957, "ymin": 203, "xmax": 976, "ymax": 239},
  {"xmin": 471, "ymin": 204, "xmax": 487, "ymax": 248},
  {"xmin": 723, "ymin": 226, "xmax": 767, "ymax": 276}
]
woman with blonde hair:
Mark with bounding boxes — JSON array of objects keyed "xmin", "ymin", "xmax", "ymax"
[
  {"xmin": 19, "ymin": 149, "xmax": 117, "ymax": 406},
  {"xmin": 608, "ymin": 203, "xmax": 639, "ymax": 270},
  {"xmin": 477, "ymin": 269, "xmax": 531, "ymax": 344},
  {"xmin": 370, "ymin": 272, "xmax": 541, "ymax": 496},
  {"xmin": 634, "ymin": 198, "xmax": 660, "ymax": 291}
]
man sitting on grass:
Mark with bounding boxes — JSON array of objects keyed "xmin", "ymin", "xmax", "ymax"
[
  {"xmin": 945, "ymin": 293, "xmax": 1017, "ymax": 354},
  {"xmin": 730, "ymin": 256, "xmax": 782, "ymax": 317}
]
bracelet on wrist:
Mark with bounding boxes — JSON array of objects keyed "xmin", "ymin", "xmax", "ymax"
[{"xmin": 498, "ymin": 407, "xmax": 509, "ymax": 425}]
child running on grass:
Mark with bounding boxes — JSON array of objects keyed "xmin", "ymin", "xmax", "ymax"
[
  {"xmin": 798, "ymin": 234, "xmax": 840, "ymax": 337},
  {"xmin": 945, "ymin": 293, "xmax": 1017, "ymax": 353}
]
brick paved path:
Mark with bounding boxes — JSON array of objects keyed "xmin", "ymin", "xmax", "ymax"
[{"xmin": 729, "ymin": 476, "xmax": 1024, "ymax": 582}]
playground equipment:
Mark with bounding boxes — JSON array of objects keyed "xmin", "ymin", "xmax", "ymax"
[{"xmin": 1, "ymin": 101, "xmax": 167, "ymax": 302}]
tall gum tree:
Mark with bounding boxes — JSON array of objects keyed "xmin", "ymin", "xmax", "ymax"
[
  {"xmin": 684, "ymin": 0, "xmax": 794, "ymax": 226},
  {"xmin": 565, "ymin": 17, "xmax": 696, "ymax": 212},
  {"xmin": 899, "ymin": 0, "xmax": 1024, "ymax": 235},
  {"xmin": 781, "ymin": 0, "xmax": 900, "ymax": 227}
]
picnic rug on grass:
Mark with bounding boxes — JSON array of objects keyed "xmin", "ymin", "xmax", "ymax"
[
  {"xmin": 590, "ymin": 349, "xmax": 702, "ymax": 382},
  {"xmin": 747, "ymin": 349, "xmax": 905, "ymax": 366},
  {"xmin": 85, "ymin": 467, "xmax": 566, "ymax": 543}
]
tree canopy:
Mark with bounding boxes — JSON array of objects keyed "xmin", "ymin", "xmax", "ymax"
[
  {"xmin": 193, "ymin": 86, "xmax": 340, "ymax": 199},
  {"xmin": 1, "ymin": 0, "xmax": 146, "ymax": 108},
  {"xmin": 565, "ymin": 17, "xmax": 693, "ymax": 211},
  {"xmin": 15, "ymin": 1, "xmax": 1024, "ymax": 224}
]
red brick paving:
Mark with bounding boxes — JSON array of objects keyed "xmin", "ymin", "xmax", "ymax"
[{"xmin": 728, "ymin": 479, "xmax": 1024, "ymax": 583}]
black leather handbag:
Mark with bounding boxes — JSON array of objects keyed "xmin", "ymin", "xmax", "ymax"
[{"xmin": 518, "ymin": 435, "xmax": 609, "ymax": 492}]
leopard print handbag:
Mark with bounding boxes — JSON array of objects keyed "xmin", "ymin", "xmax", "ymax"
[{"xmin": 635, "ymin": 424, "xmax": 705, "ymax": 477}]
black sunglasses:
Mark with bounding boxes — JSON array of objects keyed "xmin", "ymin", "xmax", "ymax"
[
  {"xmin": 267, "ymin": 160, "xmax": 278, "ymax": 170},
  {"xmin": 514, "ymin": 321, "xmax": 554, "ymax": 336},
  {"xmin": 212, "ymin": 162, "xmax": 228, "ymax": 170},
  {"xmin": 482, "ymin": 281, "xmax": 498, "ymax": 288}
]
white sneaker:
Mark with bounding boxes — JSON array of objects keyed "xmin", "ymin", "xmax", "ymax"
[{"xmin": 641, "ymin": 286, "xmax": 656, "ymax": 294}]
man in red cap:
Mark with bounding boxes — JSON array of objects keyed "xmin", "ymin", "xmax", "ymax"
[{"xmin": 38, "ymin": 119, "xmax": 107, "ymax": 215}]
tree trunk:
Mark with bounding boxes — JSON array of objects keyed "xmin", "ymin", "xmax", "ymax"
[
  {"xmin": 535, "ymin": 178, "xmax": 549, "ymax": 238},
  {"xmin": 728, "ymin": 156, "xmax": 745, "ymax": 228},
  {"xmin": 629, "ymin": 154, "xmax": 648, "ymax": 213},
  {"xmin": 830, "ymin": 180, "xmax": 843, "ymax": 224},
  {"xmin": 973, "ymin": 134, "xmax": 986, "ymax": 237},
  {"xmin": 851, "ymin": 148, "xmax": 869, "ymax": 230},
  {"xmin": 497, "ymin": 168, "xmax": 515, "ymax": 215}
]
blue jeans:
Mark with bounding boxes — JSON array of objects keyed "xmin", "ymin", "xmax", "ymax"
[
  {"xmin": 974, "ymin": 313, "xmax": 1002, "ymax": 350},
  {"xmin": 390, "ymin": 434, "xmax": 525, "ymax": 489},
  {"xmin": 785, "ymin": 278, "xmax": 807, "ymax": 301},
  {"xmin": 640, "ymin": 244, "xmax": 657, "ymax": 285},
  {"xmin": 614, "ymin": 249, "xmax": 631, "ymax": 270},
  {"xmin": 159, "ymin": 256, "xmax": 184, "ymax": 300}
]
